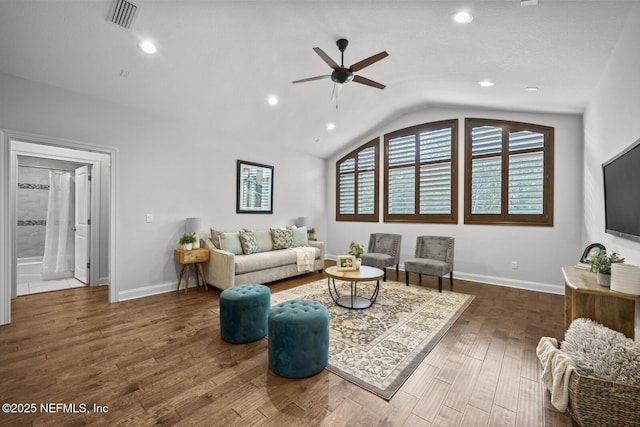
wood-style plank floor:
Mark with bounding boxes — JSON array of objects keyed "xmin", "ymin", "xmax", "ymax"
[{"xmin": 0, "ymin": 264, "xmax": 573, "ymax": 426}]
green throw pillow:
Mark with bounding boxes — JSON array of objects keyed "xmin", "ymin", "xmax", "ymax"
[
  {"xmin": 239, "ymin": 230, "xmax": 259, "ymax": 255},
  {"xmin": 219, "ymin": 231, "xmax": 243, "ymax": 255},
  {"xmin": 292, "ymin": 226, "xmax": 309, "ymax": 247},
  {"xmin": 270, "ymin": 228, "xmax": 293, "ymax": 250}
]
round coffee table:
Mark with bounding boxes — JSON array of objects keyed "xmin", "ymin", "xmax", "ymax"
[{"xmin": 325, "ymin": 265, "xmax": 384, "ymax": 309}]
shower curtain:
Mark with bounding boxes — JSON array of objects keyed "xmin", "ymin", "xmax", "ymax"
[{"xmin": 42, "ymin": 171, "xmax": 75, "ymax": 279}]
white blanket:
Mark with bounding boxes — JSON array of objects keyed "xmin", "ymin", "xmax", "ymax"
[
  {"xmin": 291, "ymin": 247, "xmax": 315, "ymax": 272},
  {"xmin": 536, "ymin": 336, "xmax": 576, "ymax": 412}
]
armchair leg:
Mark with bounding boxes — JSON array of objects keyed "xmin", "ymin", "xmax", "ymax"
[
  {"xmin": 405, "ymin": 271, "xmax": 410, "ymax": 286},
  {"xmin": 418, "ymin": 274, "xmax": 422, "ymax": 285},
  {"xmin": 396, "ymin": 264, "xmax": 399, "ymax": 278},
  {"xmin": 383, "ymin": 268, "xmax": 387, "ymax": 282},
  {"xmin": 450, "ymin": 272, "xmax": 454, "ymax": 289},
  {"xmin": 438, "ymin": 276, "xmax": 442, "ymax": 293}
]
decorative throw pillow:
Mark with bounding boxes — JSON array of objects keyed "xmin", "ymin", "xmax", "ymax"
[
  {"xmin": 211, "ymin": 227, "xmax": 237, "ymax": 249},
  {"xmin": 210, "ymin": 228, "xmax": 222, "ymax": 249},
  {"xmin": 270, "ymin": 228, "xmax": 293, "ymax": 250},
  {"xmin": 239, "ymin": 230, "xmax": 259, "ymax": 255},
  {"xmin": 291, "ymin": 226, "xmax": 309, "ymax": 247},
  {"xmin": 219, "ymin": 231, "xmax": 243, "ymax": 255}
]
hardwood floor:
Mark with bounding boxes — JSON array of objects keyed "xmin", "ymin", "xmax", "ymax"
[{"xmin": 0, "ymin": 265, "xmax": 573, "ymax": 426}]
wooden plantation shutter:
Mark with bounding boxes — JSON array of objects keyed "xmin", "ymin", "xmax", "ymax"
[
  {"xmin": 465, "ymin": 118, "xmax": 554, "ymax": 226},
  {"xmin": 336, "ymin": 138, "xmax": 379, "ymax": 222},
  {"xmin": 384, "ymin": 119, "xmax": 458, "ymax": 223}
]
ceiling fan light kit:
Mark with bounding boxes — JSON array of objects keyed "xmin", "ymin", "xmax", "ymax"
[{"xmin": 293, "ymin": 38, "xmax": 388, "ymax": 92}]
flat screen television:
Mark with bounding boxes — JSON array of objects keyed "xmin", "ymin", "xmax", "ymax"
[{"xmin": 602, "ymin": 137, "xmax": 640, "ymax": 243}]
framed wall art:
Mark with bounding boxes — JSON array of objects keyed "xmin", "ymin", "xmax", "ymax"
[{"xmin": 236, "ymin": 160, "xmax": 274, "ymax": 214}]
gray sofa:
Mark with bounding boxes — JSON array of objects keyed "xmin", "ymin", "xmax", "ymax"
[{"xmin": 202, "ymin": 227, "xmax": 324, "ymax": 290}]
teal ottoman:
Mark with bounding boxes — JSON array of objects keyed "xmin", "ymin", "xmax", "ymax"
[
  {"xmin": 268, "ymin": 299, "xmax": 329, "ymax": 378},
  {"xmin": 219, "ymin": 284, "xmax": 270, "ymax": 343}
]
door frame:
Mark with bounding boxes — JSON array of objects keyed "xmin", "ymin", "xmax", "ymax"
[
  {"xmin": 12, "ymin": 145, "xmax": 99, "ymax": 290},
  {"xmin": 0, "ymin": 129, "xmax": 119, "ymax": 325}
]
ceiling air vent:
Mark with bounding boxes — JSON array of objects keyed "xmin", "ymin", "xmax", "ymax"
[{"xmin": 108, "ymin": 0, "xmax": 138, "ymax": 29}]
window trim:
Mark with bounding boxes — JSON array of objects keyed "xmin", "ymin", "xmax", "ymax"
[
  {"xmin": 383, "ymin": 119, "xmax": 458, "ymax": 224},
  {"xmin": 335, "ymin": 137, "xmax": 379, "ymax": 222},
  {"xmin": 464, "ymin": 118, "xmax": 554, "ymax": 226}
]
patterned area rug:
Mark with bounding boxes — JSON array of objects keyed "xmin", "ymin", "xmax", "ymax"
[{"xmin": 271, "ymin": 279, "xmax": 475, "ymax": 400}]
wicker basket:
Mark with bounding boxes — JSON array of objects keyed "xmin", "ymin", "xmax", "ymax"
[{"xmin": 567, "ymin": 371, "xmax": 640, "ymax": 427}]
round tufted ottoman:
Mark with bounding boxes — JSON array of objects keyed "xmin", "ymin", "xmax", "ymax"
[
  {"xmin": 219, "ymin": 284, "xmax": 271, "ymax": 343},
  {"xmin": 268, "ymin": 299, "xmax": 329, "ymax": 378}
]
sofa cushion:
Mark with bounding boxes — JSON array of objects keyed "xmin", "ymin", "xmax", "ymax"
[
  {"xmin": 271, "ymin": 228, "xmax": 293, "ymax": 250},
  {"xmin": 234, "ymin": 247, "xmax": 320, "ymax": 275},
  {"xmin": 219, "ymin": 231, "xmax": 243, "ymax": 255},
  {"xmin": 292, "ymin": 226, "xmax": 309, "ymax": 247},
  {"xmin": 239, "ymin": 230, "xmax": 259, "ymax": 255},
  {"xmin": 211, "ymin": 227, "xmax": 238, "ymax": 249},
  {"xmin": 252, "ymin": 229, "xmax": 273, "ymax": 252}
]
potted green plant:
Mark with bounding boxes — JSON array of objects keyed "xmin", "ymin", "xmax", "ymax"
[
  {"xmin": 589, "ymin": 250, "xmax": 625, "ymax": 287},
  {"xmin": 348, "ymin": 241, "xmax": 364, "ymax": 269},
  {"xmin": 179, "ymin": 233, "xmax": 196, "ymax": 250},
  {"xmin": 307, "ymin": 227, "xmax": 316, "ymax": 240}
]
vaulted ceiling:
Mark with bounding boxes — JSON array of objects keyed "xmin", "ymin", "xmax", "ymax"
[{"xmin": 0, "ymin": 1, "xmax": 634, "ymax": 158}]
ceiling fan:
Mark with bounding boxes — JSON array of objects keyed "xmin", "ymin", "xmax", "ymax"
[{"xmin": 292, "ymin": 38, "xmax": 388, "ymax": 90}]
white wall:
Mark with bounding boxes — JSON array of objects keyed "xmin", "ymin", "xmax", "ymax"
[
  {"xmin": 583, "ymin": 3, "xmax": 640, "ymax": 266},
  {"xmin": 0, "ymin": 72, "xmax": 327, "ymax": 299},
  {"xmin": 327, "ymin": 106, "xmax": 583, "ymax": 294}
]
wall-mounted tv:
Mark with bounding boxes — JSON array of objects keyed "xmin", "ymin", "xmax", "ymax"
[{"xmin": 603, "ymin": 137, "xmax": 640, "ymax": 243}]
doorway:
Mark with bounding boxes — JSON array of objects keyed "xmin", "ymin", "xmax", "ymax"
[
  {"xmin": 15, "ymin": 156, "xmax": 89, "ymax": 295},
  {"xmin": 1, "ymin": 131, "xmax": 118, "ymax": 325}
]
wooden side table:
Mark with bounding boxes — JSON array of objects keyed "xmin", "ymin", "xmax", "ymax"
[
  {"xmin": 174, "ymin": 248, "xmax": 209, "ymax": 294},
  {"xmin": 563, "ymin": 266, "xmax": 640, "ymax": 341}
]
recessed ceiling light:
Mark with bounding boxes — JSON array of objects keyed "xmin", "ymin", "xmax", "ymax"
[
  {"xmin": 327, "ymin": 123, "xmax": 336, "ymax": 131},
  {"xmin": 453, "ymin": 11, "xmax": 473, "ymax": 24},
  {"xmin": 526, "ymin": 86, "xmax": 539, "ymax": 91},
  {"xmin": 267, "ymin": 95, "xmax": 278, "ymax": 105},
  {"xmin": 479, "ymin": 80, "xmax": 494, "ymax": 87},
  {"xmin": 139, "ymin": 40, "xmax": 157, "ymax": 54}
]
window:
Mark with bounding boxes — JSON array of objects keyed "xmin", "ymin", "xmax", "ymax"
[
  {"xmin": 336, "ymin": 138, "xmax": 379, "ymax": 222},
  {"xmin": 464, "ymin": 118, "xmax": 554, "ymax": 226},
  {"xmin": 384, "ymin": 119, "xmax": 458, "ymax": 223}
]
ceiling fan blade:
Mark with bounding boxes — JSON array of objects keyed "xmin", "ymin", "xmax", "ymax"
[
  {"xmin": 313, "ymin": 47, "xmax": 340, "ymax": 70},
  {"xmin": 353, "ymin": 75, "xmax": 386, "ymax": 90},
  {"xmin": 349, "ymin": 51, "xmax": 389, "ymax": 72},
  {"xmin": 292, "ymin": 75, "xmax": 330, "ymax": 84}
]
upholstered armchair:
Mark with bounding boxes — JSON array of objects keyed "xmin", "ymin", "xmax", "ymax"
[
  {"xmin": 360, "ymin": 233, "xmax": 402, "ymax": 281},
  {"xmin": 404, "ymin": 236, "xmax": 454, "ymax": 292}
]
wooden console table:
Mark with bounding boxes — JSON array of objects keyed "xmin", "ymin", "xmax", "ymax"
[{"xmin": 563, "ymin": 266, "xmax": 640, "ymax": 341}]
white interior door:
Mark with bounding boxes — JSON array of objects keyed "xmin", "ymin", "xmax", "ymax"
[{"xmin": 74, "ymin": 165, "xmax": 91, "ymax": 284}]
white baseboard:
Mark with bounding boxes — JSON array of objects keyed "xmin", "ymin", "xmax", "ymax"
[
  {"xmin": 326, "ymin": 253, "xmax": 563, "ymax": 295},
  {"xmin": 118, "ymin": 280, "xmax": 201, "ymax": 301},
  {"xmin": 453, "ymin": 272, "xmax": 563, "ymax": 295}
]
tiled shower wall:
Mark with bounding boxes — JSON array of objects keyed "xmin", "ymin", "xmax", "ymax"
[{"xmin": 17, "ymin": 167, "xmax": 49, "ymax": 258}]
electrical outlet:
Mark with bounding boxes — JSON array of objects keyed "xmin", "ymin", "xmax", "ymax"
[
  {"xmin": 511, "ymin": 261, "xmax": 518, "ymax": 269},
  {"xmin": 145, "ymin": 214, "xmax": 153, "ymax": 223}
]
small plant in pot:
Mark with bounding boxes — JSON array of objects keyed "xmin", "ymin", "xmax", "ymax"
[
  {"xmin": 307, "ymin": 227, "xmax": 316, "ymax": 239},
  {"xmin": 589, "ymin": 250, "xmax": 625, "ymax": 287},
  {"xmin": 179, "ymin": 233, "xmax": 197, "ymax": 250},
  {"xmin": 348, "ymin": 241, "xmax": 364, "ymax": 269}
]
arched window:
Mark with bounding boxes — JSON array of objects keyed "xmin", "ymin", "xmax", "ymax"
[
  {"xmin": 384, "ymin": 119, "xmax": 458, "ymax": 223},
  {"xmin": 464, "ymin": 118, "xmax": 554, "ymax": 226},
  {"xmin": 336, "ymin": 138, "xmax": 379, "ymax": 222}
]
